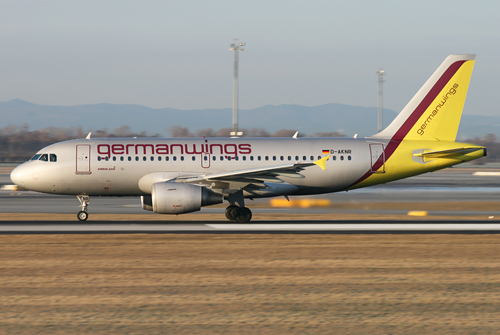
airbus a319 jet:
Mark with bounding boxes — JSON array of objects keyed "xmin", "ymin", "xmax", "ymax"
[{"xmin": 10, "ymin": 55, "xmax": 485, "ymax": 223}]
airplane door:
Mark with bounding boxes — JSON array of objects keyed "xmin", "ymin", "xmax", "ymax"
[
  {"xmin": 369, "ymin": 143, "xmax": 385, "ymax": 173},
  {"xmin": 76, "ymin": 144, "xmax": 91, "ymax": 174},
  {"xmin": 201, "ymin": 153, "xmax": 210, "ymax": 168}
]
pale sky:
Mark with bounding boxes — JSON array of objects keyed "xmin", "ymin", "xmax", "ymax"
[{"xmin": 1, "ymin": 0, "xmax": 499, "ymax": 115}]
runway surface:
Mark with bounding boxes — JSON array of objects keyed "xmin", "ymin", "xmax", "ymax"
[
  {"xmin": 2, "ymin": 167, "xmax": 500, "ymax": 233},
  {"xmin": 2, "ymin": 220, "xmax": 500, "ymax": 234}
]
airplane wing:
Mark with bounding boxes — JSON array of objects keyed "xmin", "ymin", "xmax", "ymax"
[{"xmin": 177, "ymin": 155, "xmax": 330, "ymax": 190}]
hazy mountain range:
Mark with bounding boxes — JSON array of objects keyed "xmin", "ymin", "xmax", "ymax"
[{"xmin": 1, "ymin": 99, "xmax": 498, "ymax": 140}]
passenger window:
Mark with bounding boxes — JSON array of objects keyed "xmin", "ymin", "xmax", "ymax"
[
  {"xmin": 295, "ymin": 156, "xmax": 298, "ymax": 161},
  {"xmin": 135, "ymin": 157, "xmax": 139, "ymax": 161},
  {"xmin": 341, "ymin": 156, "xmax": 344, "ymax": 161},
  {"xmin": 258, "ymin": 156, "xmax": 261, "ymax": 161},
  {"xmin": 228, "ymin": 156, "xmax": 232, "ymax": 161},
  {"xmin": 243, "ymin": 156, "xmax": 246, "ymax": 161},
  {"xmin": 280, "ymin": 156, "xmax": 283, "ymax": 161},
  {"xmin": 318, "ymin": 156, "xmax": 321, "ymax": 160},
  {"xmin": 158, "ymin": 156, "xmax": 162, "ymax": 161},
  {"xmin": 213, "ymin": 156, "xmax": 216, "ymax": 161},
  {"xmin": 105, "ymin": 157, "xmax": 109, "ymax": 161},
  {"xmin": 235, "ymin": 156, "xmax": 239, "ymax": 161},
  {"xmin": 39, "ymin": 154, "xmax": 48, "ymax": 161},
  {"xmin": 220, "ymin": 156, "xmax": 224, "ymax": 161},
  {"xmin": 250, "ymin": 156, "xmax": 254, "ymax": 161},
  {"xmin": 121, "ymin": 157, "xmax": 124, "ymax": 161},
  {"xmin": 98, "ymin": 157, "xmax": 101, "ymax": 161},
  {"xmin": 265, "ymin": 156, "xmax": 269, "ymax": 161},
  {"xmin": 192, "ymin": 156, "xmax": 195, "ymax": 161},
  {"xmin": 128, "ymin": 157, "xmax": 131, "ymax": 161},
  {"xmin": 303, "ymin": 156, "xmax": 306, "ymax": 161},
  {"xmin": 50, "ymin": 154, "xmax": 57, "ymax": 162},
  {"xmin": 348, "ymin": 156, "xmax": 352, "ymax": 160},
  {"xmin": 181, "ymin": 156, "xmax": 184, "ymax": 161},
  {"xmin": 204, "ymin": 156, "xmax": 207, "ymax": 161},
  {"xmin": 166, "ymin": 156, "xmax": 169, "ymax": 161},
  {"xmin": 333, "ymin": 156, "xmax": 337, "ymax": 161},
  {"xmin": 143, "ymin": 157, "xmax": 146, "ymax": 161},
  {"xmin": 112, "ymin": 157, "xmax": 116, "ymax": 161},
  {"xmin": 150, "ymin": 156, "xmax": 154, "ymax": 161},
  {"xmin": 310, "ymin": 156, "xmax": 314, "ymax": 161},
  {"xmin": 173, "ymin": 156, "xmax": 177, "ymax": 161}
]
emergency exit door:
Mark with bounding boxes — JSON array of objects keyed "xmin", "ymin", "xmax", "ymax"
[{"xmin": 76, "ymin": 144, "xmax": 91, "ymax": 174}]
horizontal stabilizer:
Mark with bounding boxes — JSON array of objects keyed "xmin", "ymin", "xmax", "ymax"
[{"xmin": 413, "ymin": 146, "xmax": 485, "ymax": 158}]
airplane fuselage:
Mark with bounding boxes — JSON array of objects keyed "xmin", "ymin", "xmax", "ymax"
[{"xmin": 11, "ymin": 136, "xmax": 483, "ymax": 197}]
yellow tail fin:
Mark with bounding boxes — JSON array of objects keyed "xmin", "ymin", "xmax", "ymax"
[{"xmin": 372, "ymin": 55, "xmax": 475, "ymax": 142}]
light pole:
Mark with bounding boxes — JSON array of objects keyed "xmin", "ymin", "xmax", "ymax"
[
  {"xmin": 229, "ymin": 40, "xmax": 245, "ymax": 136},
  {"xmin": 376, "ymin": 69, "xmax": 385, "ymax": 133}
]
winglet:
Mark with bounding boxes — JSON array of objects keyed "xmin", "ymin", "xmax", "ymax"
[
  {"xmin": 313, "ymin": 155, "xmax": 330, "ymax": 170},
  {"xmin": 86, "ymin": 132, "xmax": 92, "ymax": 140}
]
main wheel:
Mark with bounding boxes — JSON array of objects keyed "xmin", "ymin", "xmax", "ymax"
[
  {"xmin": 235, "ymin": 207, "xmax": 252, "ymax": 223},
  {"xmin": 225, "ymin": 205, "xmax": 239, "ymax": 221},
  {"xmin": 77, "ymin": 210, "xmax": 88, "ymax": 221}
]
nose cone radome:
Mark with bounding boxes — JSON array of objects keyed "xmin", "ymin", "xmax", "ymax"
[{"xmin": 10, "ymin": 164, "xmax": 28, "ymax": 187}]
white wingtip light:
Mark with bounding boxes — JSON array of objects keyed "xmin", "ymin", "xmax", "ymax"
[{"xmin": 86, "ymin": 132, "xmax": 92, "ymax": 140}]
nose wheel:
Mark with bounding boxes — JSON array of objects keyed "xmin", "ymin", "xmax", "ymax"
[
  {"xmin": 77, "ymin": 195, "xmax": 90, "ymax": 221},
  {"xmin": 77, "ymin": 210, "xmax": 88, "ymax": 221}
]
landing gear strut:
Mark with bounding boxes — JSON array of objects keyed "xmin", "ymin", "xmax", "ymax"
[{"xmin": 77, "ymin": 195, "xmax": 90, "ymax": 221}]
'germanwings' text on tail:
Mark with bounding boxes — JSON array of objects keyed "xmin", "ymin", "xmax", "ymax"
[{"xmin": 10, "ymin": 54, "xmax": 486, "ymax": 222}]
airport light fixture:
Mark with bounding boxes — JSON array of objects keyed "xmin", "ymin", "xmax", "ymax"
[
  {"xmin": 229, "ymin": 40, "xmax": 245, "ymax": 137},
  {"xmin": 376, "ymin": 69, "xmax": 385, "ymax": 133}
]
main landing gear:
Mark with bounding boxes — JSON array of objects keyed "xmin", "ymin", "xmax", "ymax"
[
  {"xmin": 225, "ymin": 205, "xmax": 253, "ymax": 223},
  {"xmin": 77, "ymin": 195, "xmax": 90, "ymax": 221},
  {"xmin": 225, "ymin": 190, "xmax": 252, "ymax": 223}
]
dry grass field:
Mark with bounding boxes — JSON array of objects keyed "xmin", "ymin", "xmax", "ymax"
[{"xmin": 1, "ymin": 234, "xmax": 500, "ymax": 334}]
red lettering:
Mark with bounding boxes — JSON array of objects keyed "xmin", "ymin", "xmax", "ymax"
[
  {"xmin": 112, "ymin": 144, "xmax": 124, "ymax": 155},
  {"xmin": 210, "ymin": 144, "xmax": 223, "ymax": 155},
  {"xmin": 97, "ymin": 144, "xmax": 110, "ymax": 157},
  {"xmin": 126, "ymin": 144, "xmax": 134, "ymax": 155},
  {"xmin": 238, "ymin": 144, "xmax": 251, "ymax": 154},
  {"xmin": 170, "ymin": 144, "xmax": 184, "ymax": 154},
  {"xmin": 135, "ymin": 144, "xmax": 154, "ymax": 155},
  {"xmin": 224, "ymin": 144, "xmax": 237, "ymax": 156},
  {"xmin": 185, "ymin": 144, "xmax": 203, "ymax": 154},
  {"xmin": 155, "ymin": 144, "xmax": 169, "ymax": 154}
]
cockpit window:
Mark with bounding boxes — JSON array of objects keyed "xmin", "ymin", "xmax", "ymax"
[
  {"xmin": 39, "ymin": 154, "xmax": 48, "ymax": 161},
  {"xmin": 50, "ymin": 154, "xmax": 57, "ymax": 162},
  {"xmin": 30, "ymin": 154, "xmax": 42, "ymax": 161}
]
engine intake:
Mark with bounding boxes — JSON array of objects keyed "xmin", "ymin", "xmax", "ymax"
[{"xmin": 151, "ymin": 182, "xmax": 222, "ymax": 214}]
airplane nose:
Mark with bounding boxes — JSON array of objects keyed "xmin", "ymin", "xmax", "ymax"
[{"xmin": 10, "ymin": 164, "xmax": 28, "ymax": 187}]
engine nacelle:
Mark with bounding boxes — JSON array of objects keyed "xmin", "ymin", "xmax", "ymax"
[{"xmin": 151, "ymin": 182, "xmax": 222, "ymax": 214}]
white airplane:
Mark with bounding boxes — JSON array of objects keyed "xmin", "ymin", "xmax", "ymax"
[{"xmin": 10, "ymin": 54, "xmax": 485, "ymax": 223}]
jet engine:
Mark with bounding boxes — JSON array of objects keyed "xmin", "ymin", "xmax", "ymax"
[{"xmin": 147, "ymin": 182, "xmax": 222, "ymax": 214}]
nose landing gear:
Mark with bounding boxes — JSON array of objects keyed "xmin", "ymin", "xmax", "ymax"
[{"xmin": 77, "ymin": 195, "xmax": 90, "ymax": 221}]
